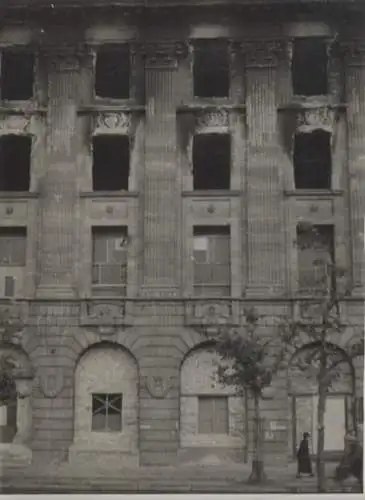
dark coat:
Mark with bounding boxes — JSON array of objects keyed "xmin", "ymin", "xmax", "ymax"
[{"xmin": 297, "ymin": 438, "xmax": 313, "ymax": 474}]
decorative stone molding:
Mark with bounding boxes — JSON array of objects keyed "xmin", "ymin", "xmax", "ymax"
[
  {"xmin": 142, "ymin": 41, "xmax": 189, "ymax": 69},
  {"xmin": 185, "ymin": 300, "xmax": 239, "ymax": 336},
  {"xmin": 141, "ymin": 374, "xmax": 174, "ymax": 399},
  {"xmin": 242, "ymin": 40, "xmax": 284, "ymax": 68},
  {"xmin": 80, "ymin": 300, "xmax": 126, "ymax": 326},
  {"xmin": 195, "ymin": 109, "xmax": 229, "ymax": 133},
  {"xmin": 341, "ymin": 40, "xmax": 365, "ymax": 66},
  {"xmin": 0, "ymin": 115, "xmax": 30, "ymax": 135},
  {"xmin": 139, "ymin": 286, "xmax": 179, "ymax": 298},
  {"xmin": 38, "ymin": 366, "xmax": 64, "ymax": 398},
  {"xmin": 296, "ymin": 106, "xmax": 336, "ymax": 133},
  {"xmin": 93, "ymin": 112, "xmax": 131, "ymax": 135}
]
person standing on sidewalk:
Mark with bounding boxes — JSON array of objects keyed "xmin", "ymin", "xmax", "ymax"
[{"xmin": 296, "ymin": 432, "xmax": 314, "ymax": 478}]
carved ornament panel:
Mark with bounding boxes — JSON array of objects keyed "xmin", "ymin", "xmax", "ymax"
[
  {"xmin": 93, "ymin": 112, "xmax": 131, "ymax": 135},
  {"xmin": 296, "ymin": 107, "xmax": 337, "ymax": 133},
  {"xmin": 295, "ymin": 198, "xmax": 334, "ymax": 221},
  {"xmin": 140, "ymin": 373, "xmax": 174, "ymax": 399},
  {"xmin": 0, "ymin": 201, "xmax": 28, "ymax": 222},
  {"xmin": 90, "ymin": 200, "xmax": 129, "ymax": 221},
  {"xmin": 80, "ymin": 300, "xmax": 126, "ymax": 326},
  {"xmin": 189, "ymin": 199, "xmax": 231, "ymax": 218},
  {"xmin": 185, "ymin": 300, "xmax": 239, "ymax": 336},
  {"xmin": 195, "ymin": 109, "xmax": 229, "ymax": 133},
  {"xmin": 0, "ymin": 115, "xmax": 31, "ymax": 135}
]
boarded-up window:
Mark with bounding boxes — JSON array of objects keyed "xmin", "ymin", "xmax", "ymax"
[
  {"xmin": 0, "ymin": 228, "xmax": 26, "ymax": 298},
  {"xmin": 95, "ymin": 45, "xmax": 130, "ymax": 99},
  {"xmin": 0, "ymin": 50, "xmax": 34, "ymax": 101},
  {"xmin": 193, "ymin": 40, "xmax": 230, "ymax": 98},
  {"xmin": 193, "ymin": 226, "xmax": 230, "ymax": 297},
  {"xmin": 0, "ymin": 135, "xmax": 32, "ymax": 191},
  {"xmin": 92, "ymin": 393, "xmax": 122, "ymax": 432},
  {"xmin": 297, "ymin": 225, "xmax": 334, "ymax": 293},
  {"xmin": 291, "ymin": 38, "xmax": 328, "ymax": 96},
  {"xmin": 92, "ymin": 227, "xmax": 128, "ymax": 296},
  {"xmin": 198, "ymin": 396, "xmax": 229, "ymax": 434},
  {"xmin": 293, "ymin": 131, "xmax": 332, "ymax": 190},
  {"xmin": 193, "ymin": 134, "xmax": 231, "ymax": 190}
]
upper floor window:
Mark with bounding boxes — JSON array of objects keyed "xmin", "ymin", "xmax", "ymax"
[
  {"xmin": 193, "ymin": 133, "xmax": 231, "ymax": 190},
  {"xmin": 0, "ymin": 227, "xmax": 27, "ymax": 298},
  {"xmin": 92, "ymin": 135, "xmax": 130, "ymax": 191},
  {"xmin": 193, "ymin": 40, "xmax": 229, "ymax": 98},
  {"xmin": 95, "ymin": 45, "xmax": 130, "ymax": 99},
  {"xmin": 0, "ymin": 135, "xmax": 32, "ymax": 191},
  {"xmin": 0, "ymin": 50, "xmax": 34, "ymax": 101},
  {"xmin": 296, "ymin": 224, "xmax": 335, "ymax": 293},
  {"xmin": 193, "ymin": 225, "xmax": 230, "ymax": 297},
  {"xmin": 92, "ymin": 227, "xmax": 128, "ymax": 297},
  {"xmin": 91, "ymin": 393, "xmax": 122, "ymax": 432},
  {"xmin": 291, "ymin": 38, "xmax": 328, "ymax": 96},
  {"xmin": 293, "ymin": 130, "xmax": 331, "ymax": 190}
]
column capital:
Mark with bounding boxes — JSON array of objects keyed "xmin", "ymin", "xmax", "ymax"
[
  {"xmin": 340, "ymin": 40, "xmax": 365, "ymax": 66},
  {"xmin": 241, "ymin": 39, "xmax": 285, "ymax": 68},
  {"xmin": 142, "ymin": 41, "xmax": 189, "ymax": 69}
]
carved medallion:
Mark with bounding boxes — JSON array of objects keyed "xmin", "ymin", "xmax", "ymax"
[
  {"xmin": 94, "ymin": 112, "xmax": 130, "ymax": 134},
  {"xmin": 38, "ymin": 367, "xmax": 64, "ymax": 398},
  {"xmin": 143, "ymin": 374, "xmax": 173, "ymax": 399}
]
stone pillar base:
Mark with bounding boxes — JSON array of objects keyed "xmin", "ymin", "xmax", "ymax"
[{"xmin": 0, "ymin": 443, "xmax": 32, "ymax": 468}]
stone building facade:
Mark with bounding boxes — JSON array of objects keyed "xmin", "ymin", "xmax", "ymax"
[{"xmin": 0, "ymin": 0, "xmax": 363, "ymax": 474}]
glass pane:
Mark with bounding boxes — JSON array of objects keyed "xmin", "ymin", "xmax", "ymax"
[
  {"xmin": 92, "ymin": 394, "xmax": 107, "ymax": 414},
  {"xmin": 193, "ymin": 250, "xmax": 207, "ymax": 264},
  {"xmin": 92, "ymin": 412, "xmax": 106, "ymax": 431},
  {"xmin": 100, "ymin": 264, "xmax": 124, "ymax": 284},
  {"xmin": 107, "ymin": 412, "xmax": 122, "ymax": 431},
  {"xmin": 108, "ymin": 395, "xmax": 122, "ymax": 411},
  {"xmin": 198, "ymin": 397, "xmax": 214, "ymax": 434},
  {"xmin": 210, "ymin": 235, "xmax": 230, "ymax": 264},
  {"xmin": 93, "ymin": 236, "xmax": 107, "ymax": 263},
  {"xmin": 213, "ymin": 397, "xmax": 229, "ymax": 434},
  {"xmin": 0, "ymin": 239, "xmax": 11, "ymax": 264}
]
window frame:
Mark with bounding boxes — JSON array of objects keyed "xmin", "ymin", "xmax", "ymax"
[
  {"xmin": 91, "ymin": 393, "xmax": 123, "ymax": 433},
  {"xmin": 198, "ymin": 395, "xmax": 229, "ymax": 435}
]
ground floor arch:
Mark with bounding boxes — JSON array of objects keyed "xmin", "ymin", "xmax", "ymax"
[
  {"xmin": 69, "ymin": 342, "xmax": 139, "ymax": 468},
  {"xmin": 179, "ymin": 344, "xmax": 245, "ymax": 465}
]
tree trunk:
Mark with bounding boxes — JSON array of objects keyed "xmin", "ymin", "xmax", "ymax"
[
  {"xmin": 248, "ymin": 392, "xmax": 266, "ymax": 483},
  {"xmin": 316, "ymin": 374, "xmax": 327, "ymax": 491}
]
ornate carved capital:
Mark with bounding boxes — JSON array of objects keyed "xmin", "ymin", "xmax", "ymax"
[
  {"xmin": 341, "ymin": 40, "xmax": 365, "ymax": 66},
  {"xmin": 296, "ymin": 106, "xmax": 337, "ymax": 133},
  {"xmin": 94, "ymin": 112, "xmax": 131, "ymax": 135},
  {"xmin": 143, "ymin": 41, "xmax": 189, "ymax": 69},
  {"xmin": 243, "ymin": 40, "xmax": 284, "ymax": 68},
  {"xmin": 195, "ymin": 109, "xmax": 229, "ymax": 132}
]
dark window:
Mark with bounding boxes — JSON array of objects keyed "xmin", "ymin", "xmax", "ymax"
[
  {"xmin": 0, "ymin": 135, "xmax": 31, "ymax": 191},
  {"xmin": 198, "ymin": 396, "xmax": 229, "ymax": 434},
  {"xmin": 193, "ymin": 226, "xmax": 230, "ymax": 297},
  {"xmin": 0, "ymin": 398, "xmax": 17, "ymax": 443},
  {"xmin": 92, "ymin": 135, "xmax": 130, "ymax": 191},
  {"xmin": 95, "ymin": 46, "xmax": 130, "ymax": 99},
  {"xmin": 0, "ymin": 51, "xmax": 34, "ymax": 101},
  {"xmin": 292, "ymin": 38, "xmax": 328, "ymax": 96},
  {"xmin": 293, "ymin": 131, "xmax": 331, "ymax": 190},
  {"xmin": 193, "ymin": 134, "xmax": 231, "ymax": 190},
  {"xmin": 91, "ymin": 393, "xmax": 122, "ymax": 432},
  {"xmin": 193, "ymin": 40, "xmax": 229, "ymax": 98},
  {"xmin": 297, "ymin": 224, "xmax": 335, "ymax": 293},
  {"xmin": 356, "ymin": 397, "xmax": 363, "ymax": 425},
  {"xmin": 92, "ymin": 227, "xmax": 128, "ymax": 297}
]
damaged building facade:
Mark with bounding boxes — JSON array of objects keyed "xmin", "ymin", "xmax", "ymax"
[{"xmin": 0, "ymin": 0, "xmax": 364, "ymax": 474}]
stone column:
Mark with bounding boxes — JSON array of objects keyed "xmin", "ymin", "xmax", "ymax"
[
  {"xmin": 140, "ymin": 42, "xmax": 186, "ymax": 298},
  {"xmin": 36, "ymin": 48, "xmax": 80, "ymax": 298},
  {"xmin": 244, "ymin": 41, "xmax": 286, "ymax": 296},
  {"xmin": 344, "ymin": 41, "xmax": 365, "ymax": 296}
]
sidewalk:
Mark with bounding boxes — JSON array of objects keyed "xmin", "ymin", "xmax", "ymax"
[{"xmin": 1, "ymin": 461, "xmax": 362, "ymax": 493}]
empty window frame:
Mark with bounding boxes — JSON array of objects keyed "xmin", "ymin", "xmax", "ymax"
[
  {"xmin": 291, "ymin": 38, "xmax": 328, "ymax": 96},
  {"xmin": 193, "ymin": 226, "xmax": 230, "ymax": 297},
  {"xmin": 296, "ymin": 224, "xmax": 335, "ymax": 293},
  {"xmin": 198, "ymin": 396, "xmax": 229, "ymax": 434},
  {"xmin": 0, "ymin": 227, "xmax": 27, "ymax": 298},
  {"xmin": 293, "ymin": 131, "xmax": 332, "ymax": 190},
  {"xmin": 95, "ymin": 45, "xmax": 130, "ymax": 99},
  {"xmin": 193, "ymin": 133, "xmax": 231, "ymax": 190},
  {"xmin": 92, "ymin": 135, "xmax": 130, "ymax": 191},
  {"xmin": 0, "ymin": 135, "xmax": 31, "ymax": 191},
  {"xmin": 92, "ymin": 227, "xmax": 128, "ymax": 296},
  {"xmin": 193, "ymin": 40, "xmax": 230, "ymax": 98},
  {"xmin": 0, "ymin": 381, "xmax": 17, "ymax": 443},
  {"xmin": 91, "ymin": 393, "xmax": 122, "ymax": 432},
  {"xmin": 0, "ymin": 50, "xmax": 34, "ymax": 101}
]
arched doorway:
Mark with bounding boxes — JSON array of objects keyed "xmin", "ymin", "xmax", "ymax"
[
  {"xmin": 69, "ymin": 342, "xmax": 139, "ymax": 468},
  {"xmin": 179, "ymin": 345, "xmax": 245, "ymax": 465},
  {"xmin": 288, "ymin": 344, "xmax": 354, "ymax": 458}
]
